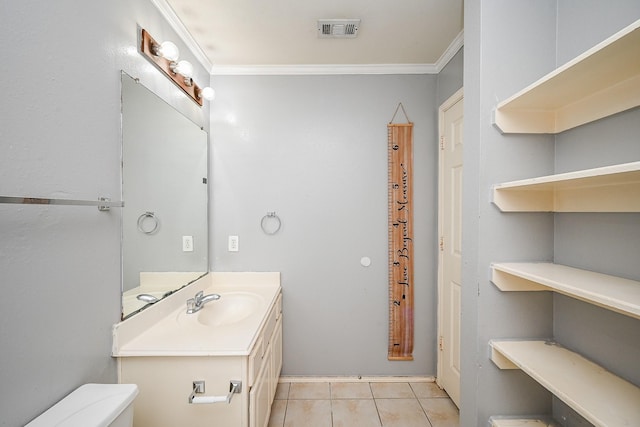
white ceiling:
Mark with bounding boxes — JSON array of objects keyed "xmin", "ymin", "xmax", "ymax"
[{"xmin": 155, "ymin": 0, "xmax": 464, "ymax": 75}]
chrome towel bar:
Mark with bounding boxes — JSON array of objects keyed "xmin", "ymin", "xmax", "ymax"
[{"xmin": 0, "ymin": 196, "xmax": 124, "ymax": 211}]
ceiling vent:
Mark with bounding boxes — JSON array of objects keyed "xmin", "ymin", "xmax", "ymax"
[{"xmin": 317, "ymin": 19, "xmax": 360, "ymax": 38}]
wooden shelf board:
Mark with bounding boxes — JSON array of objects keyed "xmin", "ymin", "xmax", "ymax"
[
  {"xmin": 491, "ymin": 418, "xmax": 561, "ymax": 427},
  {"xmin": 493, "ymin": 19, "xmax": 640, "ymax": 134},
  {"xmin": 491, "ymin": 262, "xmax": 640, "ymax": 320},
  {"xmin": 492, "ymin": 161, "xmax": 640, "ymax": 212},
  {"xmin": 490, "ymin": 340, "xmax": 640, "ymax": 427}
]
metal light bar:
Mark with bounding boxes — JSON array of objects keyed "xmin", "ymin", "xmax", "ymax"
[{"xmin": 140, "ymin": 28, "xmax": 204, "ymax": 106}]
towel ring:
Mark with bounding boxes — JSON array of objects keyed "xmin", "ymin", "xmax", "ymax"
[
  {"xmin": 137, "ymin": 211, "xmax": 159, "ymax": 234},
  {"xmin": 261, "ymin": 212, "xmax": 281, "ymax": 235}
]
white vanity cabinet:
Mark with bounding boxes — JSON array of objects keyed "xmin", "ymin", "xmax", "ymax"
[{"xmin": 113, "ymin": 274, "xmax": 282, "ymax": 427}]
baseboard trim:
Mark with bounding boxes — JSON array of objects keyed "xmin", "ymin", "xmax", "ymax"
[{"xmin": 279, "ymin": 375, "xmax": 436, "ymax": 383}]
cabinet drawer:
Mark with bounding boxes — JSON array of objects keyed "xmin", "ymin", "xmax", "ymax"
[
  {"xmin": 264, "ymin": 293, "xmax": 282, "ymax": 344},
  {"xmin": 248, "ymin": 335, "xmax": 264, "ymax": 387},
  {"xmin": 263, "ymin": 308, "xmax": 277, "ymax": 349},
  {"xmin": 275, "ymin": 293, "xmax": 282, "ymax": 320}
]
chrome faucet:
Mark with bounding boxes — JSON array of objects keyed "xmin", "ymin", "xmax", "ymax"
[
  {"xmin": 136, "ymin": 294, "xmax": 159, "ymax": 304},
  {"xmin": 186, "ymin": 290, "xmax": 221, "ymax": 314}
]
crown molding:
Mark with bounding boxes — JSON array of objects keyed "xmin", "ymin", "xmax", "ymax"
[
  {"xmin": 150, "ymin": 0, "xmax": 213, "ymax": 71},
  {"xmin": 211, "ymin": 63, "xmax": 439, "ymax": 76},
  {"xmin": 434, "ymin": 29, "xmax": 464, "ymax": 73}
]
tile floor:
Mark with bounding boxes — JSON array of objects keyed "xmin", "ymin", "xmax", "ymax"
[{"xmin": 268, "ymin": 381, "xmax": 459, "ymax": 427}]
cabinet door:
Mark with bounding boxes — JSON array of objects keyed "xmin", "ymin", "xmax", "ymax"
[
  {"xmin": 270, "ymin": 317, "xmax": 283, "ymax": 401},
  {"xmin": 249, "ymin": 357, "xmax": 270, "ymax": 427},
  {"xmin": 120, "ymin": 357, "xmax": 244, "ymax": 427}
]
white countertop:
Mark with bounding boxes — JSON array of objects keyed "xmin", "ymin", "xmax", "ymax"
[{"xmin": 112, "ymin": 272, "xmax": 281, "ymax": 357}]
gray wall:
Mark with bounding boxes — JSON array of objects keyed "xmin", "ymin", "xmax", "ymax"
[
  {"xmin": 462, "ymin": 3, "xmax": 557, "ymax": 425},
  {"xmin": 0, "ymin": 2, "xmax": 209, "ymax": 426},
  {"xmin": 437, "ymin": 49, "xmax": 464, "ymax": 105},
  {"xmin": 462, "ymin": 1, "xmax": 640, "ymax": 425},
  {"xmin": 209, "ymin": 69, "xmax": 461, "ymax": 376},
  {"xmin": 210, "ymin": 74, "xmax": 437, "ymax": 376}
]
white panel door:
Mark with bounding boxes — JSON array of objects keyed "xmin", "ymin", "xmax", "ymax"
[{"xmin": 437, "ymin": 89, "xmax": 463, "ymax": 407}]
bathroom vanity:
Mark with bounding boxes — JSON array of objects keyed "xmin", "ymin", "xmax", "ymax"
[{"xmin": 112, "ymin": 273, "xmax": 282, "ymax": 427}]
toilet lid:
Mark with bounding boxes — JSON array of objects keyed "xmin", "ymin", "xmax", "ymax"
[{"xmin": 25, "ymin": 384, "xmax": 138, "ymax": 427}]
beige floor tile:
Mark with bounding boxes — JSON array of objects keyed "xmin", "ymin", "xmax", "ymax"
[
  {"xmin": 275, "ymin": 382, "xmax": 291, "ymax": 400},
  {"xmin": 370, "ymin": 382, "xmax": 416, "ymax": 399},
  {"xmin": 331, "ymin": 399, "xmax": 382, "ymax": 427},
  {"xmin": 268, "ymin": 400, "xmax": 287, "ymax": 427},
  {"xmin": 330, "ymin": 382, "xmax": 373, "ymax": 399},
  {"xmin": 376, "ymin": 398, "xmax": 432, "ymax": 427},
  {"xmin": 419, "ymin": 398, "xmax": 459, "ymax": 427},
  {"xmin": 410, "ymin": 382, "xmax": 449, "ymax": 398},
  {"xmin": 284, "ymin": 400, "xmax": 332, "ymax": 427},
  {"xmin": 289, "ymin": 382, "xmax": 331, "ymax": 400},
  {"xmin": 268, "ymin": 380, "xmax": 459, "ymax": 427}
]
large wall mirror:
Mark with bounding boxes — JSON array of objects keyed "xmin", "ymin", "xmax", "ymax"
[{"xmin": 121, "ymin": 72, "xmax": 208, "ymax": 319}]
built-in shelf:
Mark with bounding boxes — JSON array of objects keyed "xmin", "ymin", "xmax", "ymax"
[
  {"xmin": 492, "ymin": 161, "xmax": 640, "ymax": 212},
  {"xmin": 490, "ymin": 15, "xmax": 640, "ymax": 427},
  {"xmin": 491, "ymin": 262, "xmax": 640, "ymax": 320},
  {"xmin": 490, "ymin": 418, "xmax": 561, "ymax": 427},
  {"xmin": 492, "ymin": 18, "xmax": 640, "ymax": 134},
  {"xmin": 490, "ymin": 340, "xmax": 640, "ymax": 427}
]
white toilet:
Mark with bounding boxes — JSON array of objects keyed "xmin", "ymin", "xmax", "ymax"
[{"xmin": 25, "ymin": 383, "xmax": 138, "ymax": 427}]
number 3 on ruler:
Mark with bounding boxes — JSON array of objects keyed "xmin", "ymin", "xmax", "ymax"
[{"xmin": 387, "ymin": 123, "xmax": 414, "ymax": 361}]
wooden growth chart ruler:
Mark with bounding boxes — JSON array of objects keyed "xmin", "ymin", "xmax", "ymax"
[{"xmin": 387, "ymin": 103, "xmax": 414, "ymax": 361}]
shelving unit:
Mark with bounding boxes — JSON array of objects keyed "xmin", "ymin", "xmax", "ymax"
[
  {"xmin": 490, "ymin": 340, "xmax": 640, "ymax": 427},
  {"xmin": 488, "ymin": 16, "xmax": 640, "ymax": 426},
  {"xmin": 492, "ymin": 161, "xmax": 640, "ymax": 212},
  {"xmin": 492, "ymin": 18, "xmax": 640, "ymax": 134},
  {"xmin": 491, "ymin": 262, "xmax": 640, "ymax": 320}
]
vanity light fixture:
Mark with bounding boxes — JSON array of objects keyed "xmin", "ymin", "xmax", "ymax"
[
  {"xmin": 140, "ymin": 28, "xmax": 214, "ymax": 106},
  {"xmin": 151, "ymin": 40, "xmax": 180, "ymax": 61},
  {"xmin": 171, "ymin": 60, "xmax": 194, "ymax": 79},
  {"xmin": 199, "ymin": 86, "xmax": 215, "ymax": 101}
]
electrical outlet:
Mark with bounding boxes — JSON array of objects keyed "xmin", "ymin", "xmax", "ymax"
[
  {"xmin": 228, "ymin": 235, "xmax": 239, "ymax": 252},
  {"xmin": 182, "ymin": 236, "xmax": 194, "ymax": 252}
]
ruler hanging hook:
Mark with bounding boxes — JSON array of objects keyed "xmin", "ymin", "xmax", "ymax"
[{"xmin": 389, "ymin": 102, "xmax": 412, "ymax": 124}]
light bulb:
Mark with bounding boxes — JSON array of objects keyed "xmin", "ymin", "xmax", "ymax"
[
  {"xmin": 173, "ymin": 60, "xmax": 194, "ymax": 78},
  {"xmin": 200, "ymin": 87, "xmax": 215, "ymax": 101},
  {"xmin": 157, "ymin": 41, "xmax": 179, "ymax": 61}
]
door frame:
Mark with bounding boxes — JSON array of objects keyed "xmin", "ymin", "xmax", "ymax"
[{"xmin": 436, "ymin": 87, "xmax": 464, "ymax": 393}]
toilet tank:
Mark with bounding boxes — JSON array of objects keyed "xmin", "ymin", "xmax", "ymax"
[{"xmin": 25, "ymin": 383, "xmax": 138, "ymax": 427}]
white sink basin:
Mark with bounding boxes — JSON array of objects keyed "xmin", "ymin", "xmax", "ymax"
[{"xmin": 180, "ymin": 292, "xmax": 264, "ymax": 327}]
